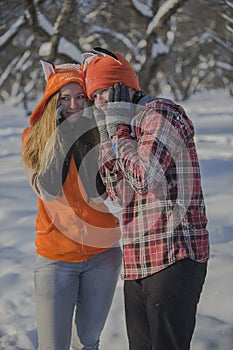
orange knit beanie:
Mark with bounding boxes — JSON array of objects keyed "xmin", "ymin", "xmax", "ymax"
[
  {"xmin": 84, "ymin": 52, "xmax": 140, "ymax": 100},
  {"xmin": 30, "ymin": 61, "xmax": 85, "ymax": 126}
]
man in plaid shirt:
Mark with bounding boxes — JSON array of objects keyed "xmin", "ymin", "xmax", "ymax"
[{"xmin": 82, "ymin": 48, "xmax": 209, "ymax": 350}]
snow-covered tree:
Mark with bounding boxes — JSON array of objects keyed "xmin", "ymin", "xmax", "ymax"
[{"xmin": 0, "ymin": 0, "xmax": 232, "ymax": 110}]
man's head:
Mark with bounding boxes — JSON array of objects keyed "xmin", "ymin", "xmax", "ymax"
[{"xmin": 83, "ymin": 49, "xmax": 140, "ymax": 101}]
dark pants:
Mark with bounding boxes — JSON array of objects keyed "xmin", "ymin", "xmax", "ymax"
[{"xmin": 124, "ymin": 258, "xmax": 207, "ymax": 350}]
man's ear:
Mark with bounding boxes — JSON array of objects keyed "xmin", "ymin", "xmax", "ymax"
[{"xmin": 40, "ymin": 60, "xmax": 55, "ymax": 82}]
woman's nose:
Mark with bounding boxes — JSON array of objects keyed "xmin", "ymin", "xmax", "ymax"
[{"xmin": 70, "ymin": 98, "xmax": 80, "ymax": 109}]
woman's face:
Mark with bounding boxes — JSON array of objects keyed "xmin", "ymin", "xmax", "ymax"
[{"xmin": 59, "ymin": 82, "xmax": 86, "ymax": 123}]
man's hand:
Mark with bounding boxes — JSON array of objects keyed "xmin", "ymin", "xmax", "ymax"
[
  {"xmin": 106, "ymin": 82, "xmax": 135, "ymax": 138},
  {"xmin": 109, "ymin": 82, "xmax": 130, "ymax": 104}
]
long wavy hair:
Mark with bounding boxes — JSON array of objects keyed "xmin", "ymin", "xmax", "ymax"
[{"xmin": 22, "ymin": 93, "xmax": 62, "ymax": 175}]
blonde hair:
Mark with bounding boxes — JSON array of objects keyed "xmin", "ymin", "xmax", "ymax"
[{"xmin": 22, "ymin": 93, "xmax": 62, "ymax": 174}]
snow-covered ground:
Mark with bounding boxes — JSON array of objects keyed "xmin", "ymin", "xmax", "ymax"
[{"xmin": 0, "ymin": 89, "xmax": 232, "ymax": 350}]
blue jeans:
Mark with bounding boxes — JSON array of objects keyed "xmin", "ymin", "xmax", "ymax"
[{"xmin": 34, "ymin": 247, "xmax": 122, "ymax": 350}]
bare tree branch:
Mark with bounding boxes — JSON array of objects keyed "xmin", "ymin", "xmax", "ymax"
[
  {"xmin": 23, "ymin": 0, "xmax": 50, "ymax": 40},
  {"xmin": 47, "ymin": 0, "xmax": 76, "ymax": 61}
]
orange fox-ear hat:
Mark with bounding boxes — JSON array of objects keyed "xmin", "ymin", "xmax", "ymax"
[
  {"xmin": 29, "ymin": 61, "xmax": 85, "ymax": 126},
  {"xmin": 84, "ymin": 52, "xmax": 140, "ymax": 100}
]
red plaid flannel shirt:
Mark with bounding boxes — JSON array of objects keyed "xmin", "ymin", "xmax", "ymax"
[{"xmin": 99, "ymin": 100, "xmax": 210, "ymax": 280}]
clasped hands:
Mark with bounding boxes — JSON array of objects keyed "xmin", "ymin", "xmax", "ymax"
[{"xmin": 94, "ymin": 82, "xmax": 135, "ymax": 142}]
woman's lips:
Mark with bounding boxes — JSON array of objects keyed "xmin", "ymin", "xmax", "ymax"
[{"xmin": 66, "ymin": 110, "xmax": 80, "ymax": 117}]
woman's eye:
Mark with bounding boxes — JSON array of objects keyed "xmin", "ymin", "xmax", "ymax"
[
  {"xmin": 60, "ymin": 96, "xmax": 69, "ymax": 101},
  {"xmin": 77, "ymin": 94, "xmax": 86, "ymax": 100},
  {"xmin": 59, "ymin": 95, "xmax": 86, "ymax": 103}
]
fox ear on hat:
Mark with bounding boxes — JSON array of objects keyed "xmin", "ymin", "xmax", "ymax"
[
  {"xmin": 81, "ymin": 52, "xmax": 98, "ymax": 71},
  {"xmin": 40, "ymin": 60, "xmax": 55, "ymax": 82},
  {"xmin": 81, "ymin": 52, "xmax": 96, "ymax": 60}
]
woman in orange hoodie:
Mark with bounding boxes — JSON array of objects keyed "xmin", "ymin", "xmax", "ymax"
[{"xmin": 22, "ymin": 61, "xmax": 122, "ymax": 350}]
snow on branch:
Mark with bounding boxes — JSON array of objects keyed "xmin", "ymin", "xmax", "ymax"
[
  {"xmin": 226, "ymin": 0, "xmax": 233, "ymax": 9},
  {"xmin": 82, "ymin": 18, "xmax": 141, "ymax": 61},
  {"xmin": 0, "ymin": 16, "xmax": 26, "ymax": 49},
  {"xmin": 37, "ymin": 12, "xmax": 53, "ymax": 36},
  {"xmin": 0, "ymin": 57, "xmax": 20, "ymax": 87},
  {"xmin": 226, "ymin": 24, "xmax": 233, "ymax": 34},
  {"xmin": 216, "ymin": 60, "xmax": 233, "ymax": 71},
  {"xmin": 130, "ymin": 0, "xmax": 153, "ymax": 17},
  {"xmin": 222, "ymin": 13, "xmax": 233, "ymax": 25},
  {"xmin": 200, "ymin": 31, "xmax": 233, "ymax": 54},
  {"xmin": 146, "ymin": 0, "xmax": 185, "ymax": 36},
  {"xmin": 58, "ymin": 39, "xmax": 83, "ymax": 63}
]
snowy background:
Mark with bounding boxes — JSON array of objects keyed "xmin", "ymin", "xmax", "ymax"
[{"xmin": 0, "ymin": 89, "xmax": 233, "ymax": 349}]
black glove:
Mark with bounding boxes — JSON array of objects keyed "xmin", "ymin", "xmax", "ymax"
[
  {"xmin": 132, "ymin": 90, "xmax": 145, "ymax": 104},
  {"xmin": 106, "ymin": 82, "xmax": 135, "ymax": 138}
]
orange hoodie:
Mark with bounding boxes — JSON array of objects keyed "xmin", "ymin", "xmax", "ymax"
[{"xmin": 22, "ymin": 128, "xmax": 121, "ymax": 262}]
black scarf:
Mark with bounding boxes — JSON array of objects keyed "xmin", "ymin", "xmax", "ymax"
[{"xmin": 62, "ymin": 116, "xmax": 106, "ymax": 199}]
